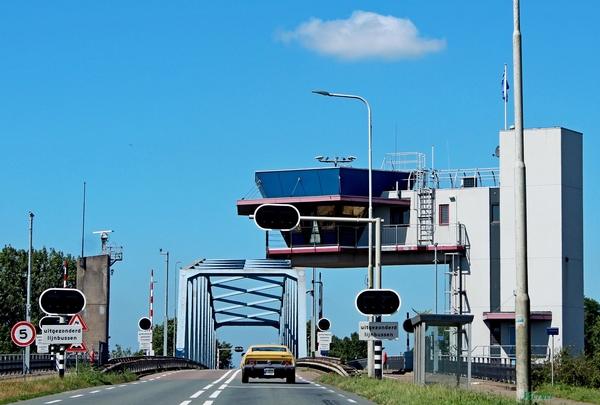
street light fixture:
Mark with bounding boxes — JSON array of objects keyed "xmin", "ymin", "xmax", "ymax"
[
  {"xmin": 312, "ymin": 89, "xmax": 376, "ymax": 376},
  {"xmin": 159, "ymin": 248, "xmax": 169, "ymax": 357}
]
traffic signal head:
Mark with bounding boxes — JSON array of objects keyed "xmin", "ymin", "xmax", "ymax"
[
  {"xmin": 139, "ymin": 317, "xmax": 152, "ymax": 330},
  {"xmin": 317, "ymin": 317, "xmax": 331, "ymax": 331},
  {"xmin": 39, "ymin": 316, "xmax": 62, "ymax": 328},
  {"xmin": 39, "ymin": 288, "xmax": 86, "ymax": 316},
  {"xmin": 253, "ymin": 204, "xmax": 300, "ymax": 231},
  {"xmin": 234, "ymin": 346, "xmax": 244, "ymax": 352},
  {"xmin": 355, "ymin": 289, "xmax": 401, "ymax": 316}
]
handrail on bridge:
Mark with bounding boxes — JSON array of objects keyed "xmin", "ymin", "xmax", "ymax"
[
  {"xmin": 296, "ymin": 357, "xmax": 360, "ymax": 377},
  {"xmin": 101, "ymin": 356, "xmax": 207, "ymax": 375}
]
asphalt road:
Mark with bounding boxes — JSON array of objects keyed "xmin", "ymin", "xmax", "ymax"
[{"xmin": 10, "ymin": 369, "xmax": 378, "ymax": 405}]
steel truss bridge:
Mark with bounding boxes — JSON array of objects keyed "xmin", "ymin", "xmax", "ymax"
[{"xmin": 175, "ymin": 259, "xmax": 306, "ymax": 368}]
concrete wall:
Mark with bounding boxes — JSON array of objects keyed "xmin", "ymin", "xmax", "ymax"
[
  {"xmin": 499, "ymin": 127, "xmax": 584, "ymax": 351},
  {"xmin": 77, "ymin": 254, "xmax": 111, "ymax": 362},
  {"xmin": 394, "ymin": 127, "xmax": 583, "ymax": 355}
]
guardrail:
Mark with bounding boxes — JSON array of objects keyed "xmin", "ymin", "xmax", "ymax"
[
  {"xmin": 0, "ymin": 354, "xmax": 206, "ymax": 377},
  {"xmin": 296, "ymin": 357, "xmax": 360, "ymax": 377},
  {"xmin": 100, "ymin": 356, "xmax": 207, "ymax": 375},
  {"xmin": 0, "ymin": 354, "xmax": 55, "ymax": 375}
]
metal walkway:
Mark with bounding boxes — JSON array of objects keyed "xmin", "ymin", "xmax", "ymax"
[{"xmin": 175, "ymin": 259, "xmax": 306, "ymax": 368}]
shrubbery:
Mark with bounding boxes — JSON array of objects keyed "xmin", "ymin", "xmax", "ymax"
[{"xmin": 532, "ymin": 347, "xmax": 600, "ymax": 389}]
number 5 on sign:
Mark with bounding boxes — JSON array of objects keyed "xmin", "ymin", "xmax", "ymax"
[{"xmin": 11, "ymin": 321, "xmax": 36, "ymax": 347}]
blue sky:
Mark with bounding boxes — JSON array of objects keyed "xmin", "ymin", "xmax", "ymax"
[{"xmin": 1, "ymin": 2, "xmax": 598, "ymax": 360}]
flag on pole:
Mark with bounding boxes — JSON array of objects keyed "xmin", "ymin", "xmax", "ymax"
[{"xmin": 502, "ymin": 67, "xmax": 510, "ymax": 102}]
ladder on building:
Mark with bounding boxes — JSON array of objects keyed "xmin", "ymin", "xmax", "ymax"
[
  {"xmin": 444, "ymin": 253, "xmax": 466, "ymax": 315},
  {"xmin": 417, "ymin": 186, "xmax": 435, "ymax": 245}
]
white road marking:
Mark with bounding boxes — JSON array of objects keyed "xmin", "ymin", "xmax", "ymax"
[
  {"xmin": 348, "ymin": 399, "xmax": 357, "ymax": 403},
  {"xmin": 209, "ymin": 390, "xmax": 221, "ymax": 398},
  {"xmin": 44, "ymin": 401, "xmax": 62, "ymax": 404},
  {"xmin": 179, "ymin": 401, "xmax": 192, "ymax": 405},
  {"xmin": 218, "ymin": 384, "xmax": 227, "ymax": 389},
  {"xmin": 213, "ymin": 369, "xmax": 233, "ymax": 382},
  {"xmin": 69, "ymin": 394, "xmax": 83, "ymax": 398},
  {"xmin": 203, "ymin": 401, "xmax": 213, "ymax": 405},
  {"xmin": 224, "ymin": 369, "xmax": 240, "ymax": 383},
  {"xmin": 190, "ymin": 390, "xmax": 204, "ymax": 398},
  {"xmin": 105, "ymin": 387, "xmax": 115, "ymax": 390},
  {"xmin": 89, "ymin": 390, "xmax": 101, "ymax": 394}
]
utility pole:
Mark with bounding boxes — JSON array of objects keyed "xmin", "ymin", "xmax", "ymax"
[{"xmin": 513, "ymin": 0, "xmax": 531, "ymax": 399}]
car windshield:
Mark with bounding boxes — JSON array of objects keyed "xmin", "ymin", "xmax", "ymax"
[{"xmin": 251, "ymin": 347, "xmax": 287, "ymax": 352}]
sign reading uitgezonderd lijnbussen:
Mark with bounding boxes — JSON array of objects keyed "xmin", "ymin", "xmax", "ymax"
[{"xmin": 41, "ymin": 325, "xmax": 83, "ymax": 344}]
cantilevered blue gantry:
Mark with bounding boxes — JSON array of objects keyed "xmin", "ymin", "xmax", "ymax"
[{"xmin": 175, "ymin": 259, "xmax": 306, "ymax": 367}]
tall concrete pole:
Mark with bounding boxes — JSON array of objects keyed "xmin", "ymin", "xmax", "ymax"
[{"xmin": 513, "ymin": 0, "xmax": 531, "ymax": 399}]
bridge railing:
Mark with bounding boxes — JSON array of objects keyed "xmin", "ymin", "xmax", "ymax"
[
  {"xmin": 101, "ymin": 356, "xmax": 206, "ymax": 374},
  {"xmin": 296, "ymin": 357, "xmax": 360, "ymax": 377}
]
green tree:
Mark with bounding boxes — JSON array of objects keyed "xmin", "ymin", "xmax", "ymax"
[
  {"xmin": 218, "ymin": 340, "xmax": 233, "ymax": 368},
  {"xmin": 0, "ymin": 245, "xmax": 77, "ymax": 353},
  {"xmin": 151, "ymin": 318, "xmax": 177, "ymax": 356},
  {"xmin": 584, "ymin": 297, "xmax": 600, "ymax": 356},
  {"xmin": 328, "ymin": 332, "xmax": 367, "ymax": 362}
]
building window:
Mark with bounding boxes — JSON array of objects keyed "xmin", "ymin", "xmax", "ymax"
[
  {"xmin": 439, "ymin": 204, "xmax": 450, "ymax": 225},
  {"xmin": 491, "ymin": 204, "xmax": 500, "ymax": 223},
  {"xmin": 390, "ymin": 207, "xmax": 410, "ymax": 225}
]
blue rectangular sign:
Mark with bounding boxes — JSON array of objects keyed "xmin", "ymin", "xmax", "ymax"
[{"xmin": 547, "ymin": 327, "xmax": 559, "ymax": 336}]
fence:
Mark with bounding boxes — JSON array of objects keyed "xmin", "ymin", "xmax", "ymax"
[{"xmin": 268, "ymin": 223, "xmax": 467, "ymax": 250}]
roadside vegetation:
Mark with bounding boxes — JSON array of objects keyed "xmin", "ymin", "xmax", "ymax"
[
  {"xmin": 0, "ymin": 364, "xmax": 137, "ymax": 405},
  {"xmin": 316, "ymin": 373, "xmax": 518, "ymax": 405}
]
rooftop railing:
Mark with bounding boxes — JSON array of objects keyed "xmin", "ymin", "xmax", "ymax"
[{"xmin": 267, "ymin": 223, "xmax": 467, "ymax": 251}]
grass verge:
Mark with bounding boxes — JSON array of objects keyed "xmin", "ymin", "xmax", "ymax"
[
  {"xmin": 0, "ymin": 366, "xmax": 137, "ymax": 405},
  {"xmin": 316, "ymin": 374, "xmax": 537, "ymax": 405},
  {"xmin": 534, "ymin": 383, "xmax": 600, "ymax": 404}
]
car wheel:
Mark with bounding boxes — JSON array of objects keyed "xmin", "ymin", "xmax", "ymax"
[
  {"xmin": 242, "ymin": 370, "xmax": 249, "ymax": 383},
  {"xmin": 286, "ymin": 372, "xmax": 295, "ymax": 384}
]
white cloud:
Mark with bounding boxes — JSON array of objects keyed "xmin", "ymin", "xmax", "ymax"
[{"xmin": 276, "ymin": 11, "xmax": 446, "ymax": 61}]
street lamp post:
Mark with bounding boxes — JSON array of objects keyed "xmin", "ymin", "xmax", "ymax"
[
  {"xmin": 312, "ymin": 90, "xmax": 376, "ymax": 376},
  {"xmin": 25, "ymin": 212, "xmax": 34, "ymax": 374},
  {"xmin": 173, "ymin": 260, "xmax": 181, "ymax": 357},
  {"xmin": 159, "ymin": 249, "xmax": 169, "ymax": 357}
]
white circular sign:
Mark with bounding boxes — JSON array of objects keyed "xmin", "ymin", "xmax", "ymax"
[{"xmin": 11, "ymin": 321, "xmax": 37, "ymax": 347}]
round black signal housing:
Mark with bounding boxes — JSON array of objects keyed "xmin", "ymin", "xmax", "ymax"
[
  {"xmin": 39, "ymin": 288, "xmax": 86, "ymax": 316},
  {"xmin": 234, "ymin": 346, "xmax": 244, "ymax": 352},
  {"xmin": 317, "ymin": 317, "xmax": 331, "ymax": 331},
  {"xmin": 39, "ymin": 316, "xmax": 62, "ymax": 328},
  {"xmin": 253, "ymin": 204, "xmax": 300, "ymax": 231},
  {"xmin": 355, "ymin": 289, "xmax": 401, "ymax": 316},
  {"xmin": 138, "ymin": 317, "xmax": 152, "ymax": 330}
]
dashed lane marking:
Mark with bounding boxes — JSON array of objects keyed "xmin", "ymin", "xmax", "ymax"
[{"xmin": 190, "ymin": 390, "xmax": 204, "ymax": 398}]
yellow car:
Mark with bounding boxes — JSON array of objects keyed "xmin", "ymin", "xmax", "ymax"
[{"xmin": 240, "ymin": 344, "xmax": 296, "ymax": 384}]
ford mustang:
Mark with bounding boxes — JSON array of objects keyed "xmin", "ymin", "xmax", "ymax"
[{"xmin": 240, "ymin": 344, "xmax": 295, "ymax": 383}]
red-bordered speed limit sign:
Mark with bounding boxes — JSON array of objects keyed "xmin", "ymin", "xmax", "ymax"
[{"xmin": 11, "ymin": 321, "xmax": 36, "ymax": 347}]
